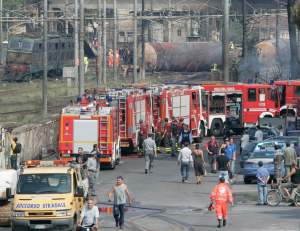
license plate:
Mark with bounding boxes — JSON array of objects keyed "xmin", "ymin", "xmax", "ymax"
[{"xmin": 34, "ymin": 224, "xmax": 47, "ymax": 229}]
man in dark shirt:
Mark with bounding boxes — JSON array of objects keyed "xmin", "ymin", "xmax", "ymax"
[
  {"xmin": 216, "ymin": 149, "xmax": 229, "ymax": 183},
  {"xmin": 206, "ymin": 136, "xmax": 219, "ymax": 173}
]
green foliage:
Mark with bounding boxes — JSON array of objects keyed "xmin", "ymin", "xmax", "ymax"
[{"xmin": 3, "ymin": 0, "xmax": 24, "ymax": 11}]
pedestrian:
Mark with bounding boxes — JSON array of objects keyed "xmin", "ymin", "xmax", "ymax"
[
  {"xmin": 274, "ymin": 144, "xmax": 284, "ymax": 183},
  {"xmin": 205, "ymin": 135, "xmax": 219, "ymax": 173},
  {"xmin": 192, "ymin": 144, "xmax": 205, "ymax": 184},
  {"xmin": 138, "ymin": 119, "xmax": 148, "ymax": 155},
  {"xmin": 90, "ymin": 144, "xmax": 100, "ymax": 170},
  {"xmin": 254, "ymin": 126, "xmax": 264, "ymax": 142},
  {"xmin": 224, "ymin": 138, "xmax": 236, "ymax": 181},
  {"xmin": 216, "ymin": 148, "xmax": 230, "ymax": 183},
  {"xmin": 228, "ymin": 138, "xmax": 237, "ymax": 181},
  {"xmin": 256, "ymin": 161, "xmax": 270, "ymax": 205},
  {"xmin": 154, "ymin": 117, "xmax": 162, "ymax": 152},
  {"xmin": 78, "ymin": 198, "xmax": 100, "ymax": 230},
  {"xmin": 86, "ymin": 153, "xmax": 98, "ymax": 196},
  {"xmin": 283, "ymin": 142, "xmax": 297, "ymax": 181},
  {"xmin": 7, "ymin": 133, "xmax": 21, "ymax": 170},
  {"xmin": 143, "ymin": 133, "xmax": 157, "ymax": 174},
  {"xmin": 282, "ymin": 161, "xmax": 300, "ymax": 206},
  {"xmin": 108, "ymin": 176, "xmax": 133, "ymax": 229},
  {"xmin": 162, "ymin": 118, "xmax": 172, "ymax": 153},
  {"xmin": 210, "ymin": 175, "xmax": 233, "ymax": 228},
  {"xmin": 170, "ymin": 117, "xmax": 179, "ymax": 157},
  {"xmin": 294, "ymin": 142, "xmax": 300, "ymax": 158},
  {"xmin": 178, "ymin": 124, "xmax": 193, "ymax": 146},
  {"xmin": 240, "ymin": 130, "xmax": 249, "ymax": 152},
  {"xmin": 177, "ymin": 142, "xmax": 193, "ymax": 183}
]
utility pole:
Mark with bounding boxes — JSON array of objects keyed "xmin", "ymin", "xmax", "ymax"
[
  {"xmin": 168, "ymin": 0, "xmax": 172, "ymax": 42},
  {"xmin": 242, "ymin": 0, "xmax": 247, "ymax": 58},
  {"xmin": 96, "ymin": 0, "xmax": 102, "ymax": 86},
  {"xmin": 113, "ymin": 0, "xmax": 118, "ymax": 81},
  {"xmin": 133, "ymin": 0, "xmax": 138, "ymax": 83},
  {"xmin": 140, "ymin": 0, "xmax": 145, "ymax": 80},
  {"xmin": 74, "ymin": 0, "xmax": 79, "ymax": 87},
  {"xmin": 0, "ymin": 0, "xmax": 3, "ymax": 65},
  {"xmin": 79, "ymin": 0, "xmax": 84, "ymax": 95},
  {"xmin": 102, "ymin": 0, "xmax": 107, "ymax": 84},
  {"xmin": 206, "ymin": 7, "xmax": 210, "ymax": 41},
  {"xmin": 223, "ymin": 0, "xmax": 230, "ymax": 82},
  {"xmin": 275, "ymin": 1, "xmax": 280, "ymax": 53},
  {"xmin": 65, "ymin": 0, "xmax": 69, "ymax": 34},
  {"xmin": 43, "ymin": 0, "xmax": 48, "ymax": 116}
]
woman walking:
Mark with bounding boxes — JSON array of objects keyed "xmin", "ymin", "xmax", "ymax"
[{"xmin": 193, "ymin": 144, "xmax": 206, "ymax": 184}]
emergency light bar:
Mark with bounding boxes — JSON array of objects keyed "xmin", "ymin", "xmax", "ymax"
[{"xmin": 25, "ymin": 160, "xmax": 70, "ymax": 167}]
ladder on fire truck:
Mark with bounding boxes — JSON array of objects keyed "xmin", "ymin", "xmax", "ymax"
[
  {"xmin": 118, "ymin": 96, "xmax": 127, "ymax": 138},
  {"xmin": 99, "ymin": 116, "xmax": 110, "ymax": 154}
]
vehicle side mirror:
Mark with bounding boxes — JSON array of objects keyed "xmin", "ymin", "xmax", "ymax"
[
  {"xmin": 6, "ymin": 188, "xmax": 14, "ymax": 199},
  {"xmin": 75, "ymin": 186, "xmax": 84, "ymax": 197}
]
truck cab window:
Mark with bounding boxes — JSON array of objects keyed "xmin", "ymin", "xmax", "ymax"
[
  {"xmin": 248, "ymin": 88, "xmax": 256, "ymax": 102},
  {"xmin": 259, "ymin": 88, "xmax": 266, "ymax": 102},
  {"xmin": 295, "ymin": 86, "xmax": 300, "ymax": 96}
]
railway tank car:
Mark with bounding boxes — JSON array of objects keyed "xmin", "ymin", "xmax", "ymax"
[
  {"xmin": 144, "ymin": 42, "xmax": 223, "ymax": 72},
  {"xmin": 5, "ymin": 34, "xmax": 74, "ymax": 81}
]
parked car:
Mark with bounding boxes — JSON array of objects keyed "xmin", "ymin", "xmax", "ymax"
[
  {"xmin": 247, "ymin": 126, "xmax": 280, "ymax": 141},
  {"xmin": 243, "ymin": 150, "xmax": 275, "ymax": 184},
  {"xmin": 239, "ymin": 142, "xmax": 258, "ymax": 168},
  {"xmin": 239, "ymin": 136, "xmax": 299, "ymax": 168}
]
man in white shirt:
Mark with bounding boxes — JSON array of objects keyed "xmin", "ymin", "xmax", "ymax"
[
  {"xmin": 177, "ymin": 142, "xmax": 193, "ymax": 183},
  {"xmin": 78, "ymin": 198, "xmax": 100, "ymax": 230},
  {"xmin": 240, "ymin": 130, "xmax": 249, "ymax": 152},
  {"xmin": 254, "ymin": 126, "xmax": 264, "ymax": 142}
]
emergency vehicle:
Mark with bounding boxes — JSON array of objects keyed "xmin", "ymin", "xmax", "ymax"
[
  {"xmin": 58, "ymin": 104, "xmax": 121, "ymax": 169},
  {"xmin": 274, "ymin": 80, "xmax": 300, "ymax": 116},
  {"xmin": 158, "ymin": 86, "xmax": 205, "ymax": 141},
  {"xmin": 202, "ymin": 83, "xmax": 279, "ymax": 136},
  {"xmin": 118, "ymin": 90, "xmax": 152, "ymax": 153},
  {"xmin": 12, "ymin": 160, "xmax": 84, "ymax": 231}
]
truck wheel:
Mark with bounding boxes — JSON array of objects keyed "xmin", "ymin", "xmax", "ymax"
[{"xmin": 210, "ymin": 119, "xmax": 224, "ymax": 137}]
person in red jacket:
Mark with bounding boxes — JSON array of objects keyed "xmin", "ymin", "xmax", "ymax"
[{"xmin": 210, "ymin": 176, "xmax": 234, "ymax": 228}]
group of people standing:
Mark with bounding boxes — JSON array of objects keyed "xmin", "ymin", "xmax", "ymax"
[{"xmin": 206, "ymin": 135, "xmax": 237, "ymax": 183}]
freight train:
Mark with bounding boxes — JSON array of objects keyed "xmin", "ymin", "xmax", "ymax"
[{"xmin": 5, "ymin": 34, "xmax": 73, "ymax": 81}]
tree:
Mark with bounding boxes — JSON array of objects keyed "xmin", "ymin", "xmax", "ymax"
[{"xmin": 287, "ymin": 0, "xmax": 299, "ymax": 79}]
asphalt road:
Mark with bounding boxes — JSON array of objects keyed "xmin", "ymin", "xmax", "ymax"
[{"xmin": 1, "ymin": 152, "xmax": 299, "ymax": 231}]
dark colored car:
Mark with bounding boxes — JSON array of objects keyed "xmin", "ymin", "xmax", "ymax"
[
  {"xmin": 243, "ymin": 150, "xmax": 275, "ymax": 184},
  {"xmin": 247, "ymin": 126, "xmax": 280, "ymax": 141}
]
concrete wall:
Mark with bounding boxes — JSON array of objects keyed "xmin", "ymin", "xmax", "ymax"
[{"xmin": 0, "ymin": 118, "xmax": 59, "ymax": 169}]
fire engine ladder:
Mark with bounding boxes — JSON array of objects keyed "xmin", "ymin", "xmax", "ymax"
[
  {"xmin": 99, "ymin": 116, "xmax": 110, "ymax": 154},
  {"xmin": 118, "ymin": 97, "xmax": 127, "ymax": 138}
]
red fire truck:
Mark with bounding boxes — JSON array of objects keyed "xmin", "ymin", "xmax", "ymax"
[
  {"xmin": 274, "ymin": 80, "xmax": 300, "ymax": 117},
  {"xmin": 58, "ymin": 105, "xmax": 121, "ymax": 169},
  {"xmin": 118, "ymin": 90, "xmax": 152, "ymax": 153},
  {"xmin": 202, "ymin": 83, "xmax": 279, "ymax": 136},
  {"xmin": 158, "ymin": 86, "xmax": 205, "ymax": 141}
]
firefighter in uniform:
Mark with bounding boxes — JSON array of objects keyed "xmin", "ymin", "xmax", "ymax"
[
  {"xmin": 178, "ymin": 124, "xmax": 192, "ymax": 147},
  {"xmin": 155, "ymin": 117, "xmax": 162, "ymax": 152},
  {"xmin": 138, "ymin": 119, "xmax": 148, "ymax": 154},
  {"xmin": 162, "ymin": 118, "xmax": 171, "ymax": 153},
  {"xmin": 170, "ymin": 117, "xmax": 179, "ymax": 156},
  {"xmin": 210, "ymin": 175, "xmax": 233, "ymax": 228}
]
